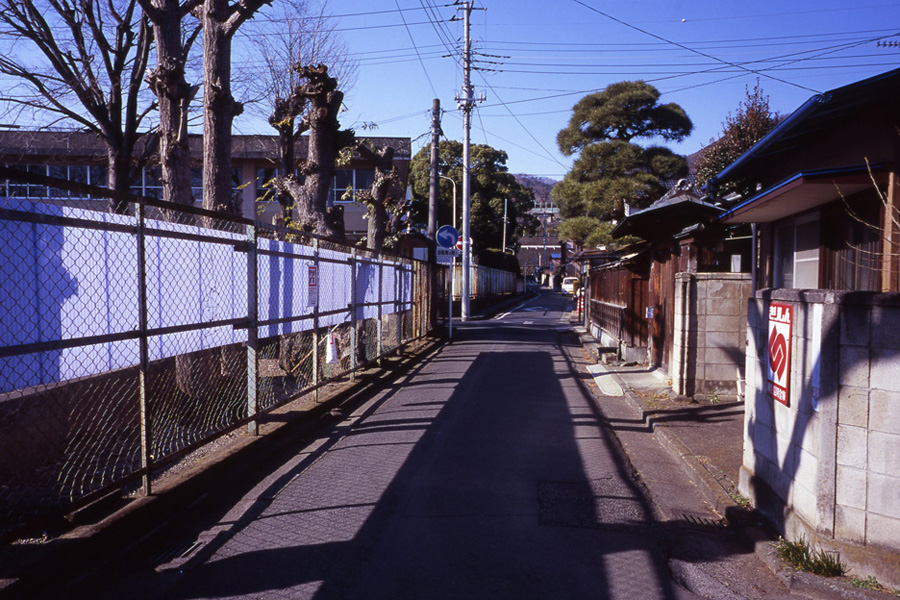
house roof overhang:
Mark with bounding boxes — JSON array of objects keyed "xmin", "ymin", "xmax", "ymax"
[
  {"xmin": 612, "ymin": 193, "xmax": 723, "ymax": 239},
  {"xmin": 720, "ymin": 165, "xmax": 887, "ymax": 224}
]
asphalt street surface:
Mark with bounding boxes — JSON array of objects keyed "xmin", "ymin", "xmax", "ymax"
[{"xmin": 57, "ymin": 288, "xmax": 798, "ymax": 600}]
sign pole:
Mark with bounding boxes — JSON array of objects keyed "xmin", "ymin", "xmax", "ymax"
[
  {"xmin": 449, "ymin": 255, "xmax": 454, "ymax": 339},
  {"xmin": 436, "ymin": 224, "xmax": 460, "ymax": 338}
]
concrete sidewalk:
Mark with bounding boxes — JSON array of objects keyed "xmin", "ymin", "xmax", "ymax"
[
  {"xmin": 570, "ymin": 319, "xmax": 886, "ymax": 600},
  {"xmin": 576, "ymin": 325, "xmax": 746, "ymax": 518}
]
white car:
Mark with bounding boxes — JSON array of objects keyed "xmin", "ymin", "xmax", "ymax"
[{"xmin": 561, "ymin": 277, "xmax": 578, "ymax": 294}]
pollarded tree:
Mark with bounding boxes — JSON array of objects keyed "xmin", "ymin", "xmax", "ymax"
[
  {"xmin": 248, "ymin": 0, "xmax": 356, "ymax": 228},
  {"xmin": 695, "ymin": 82, "xmax": 780, "ymax": 197},
  {"xmin": 353, "ymin": 140, "xmax": 403, "ymax": 252},
  {"xmin": 553, "ymin": 81, "xmax": 692, "ymax": 220},
  {"xmin": 270, "ymin": 63, "xmax": 354, "ymax": 240},
  {"xmin": 0, "ymin": 0, "xmax": 154, "ymax": 213}
]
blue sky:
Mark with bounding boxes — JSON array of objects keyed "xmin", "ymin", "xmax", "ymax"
[{"xmin": 233, "ymin": 0, "xmax": 900, "ymax": 180}]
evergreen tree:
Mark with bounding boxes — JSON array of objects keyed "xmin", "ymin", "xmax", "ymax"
[{"xmin": 553, "ymin": 81, "xmax": 692, "ymax": 221}]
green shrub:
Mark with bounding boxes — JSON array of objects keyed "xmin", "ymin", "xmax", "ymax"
[{"xmin": 773, "ymin": 537, "xmax": 847, "ymax": 577}]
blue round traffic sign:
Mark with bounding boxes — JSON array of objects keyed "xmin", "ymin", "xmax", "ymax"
[{"xmin": 436, "ymin": 225, "xmax": 459, "ymax": 249}]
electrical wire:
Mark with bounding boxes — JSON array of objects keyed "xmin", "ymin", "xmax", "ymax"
[
  {"xmin": 394, "ymin": 0, "xmax": 438, "ymax": 97},
  {"xmin": 571, "ymin": 0, "xmax": 821, "ymax": 93}
]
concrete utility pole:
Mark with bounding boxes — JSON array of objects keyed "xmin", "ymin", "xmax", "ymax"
[
  {"xmin": 428, "ymin": 99, "xmax": 440, "ymax": 245},
  {"xmin": 457, "ymin": 1, "xmax": 484, "ymax": 321},
  {"xmin": 428, "ymin": 99, "xmax": 440, "ymax": 330}
]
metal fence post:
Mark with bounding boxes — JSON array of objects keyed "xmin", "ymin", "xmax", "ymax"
[
  {"xmin": 377, "ymin": 253, "xmax": 383, "ymax": 366},
  {"xmin": 350, "ymin": 248, "xmax": 357, "ymax": 381},
  {"xmin": 397, "ymin": 262, "xmax": 403, "ymax": 349},
  {"xmin": 313, "ymin": 238, "xmax": 319, "ymax": 403},
  {"xmin": 246, "ymin": 223, "xmax": 258, "ymax": 435},
  {"xmin": 136, "ymin": 200, "xmax": 152, "ymax": 495}
]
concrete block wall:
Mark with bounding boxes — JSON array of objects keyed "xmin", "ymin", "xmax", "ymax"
[
  {"xmin": 740, "ymin": 289, "xmax": 900, "ymax": 588},
  {"xmin": 672, "ymin": 273, "xmax": 752, "ymax": 398}
]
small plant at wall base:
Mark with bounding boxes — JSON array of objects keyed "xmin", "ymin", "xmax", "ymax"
[
  {"xmin": 849, "ymin": 575, "xmax": 900, "ymax": 596},
  {"xmin": 773, "ymin": 537, "xmax": 847, "ymax": 577},
  {"xmin": 850, "ymin": 576, "xmax": 883, "ymax": 591}
]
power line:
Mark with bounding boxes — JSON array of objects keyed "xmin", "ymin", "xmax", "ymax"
[
  {"xmin": 483, "ymin": 27, "xmax": 900, "ymax": 49},
  {"xmin": 571, "ymin": 0, "xmax": 821, "ymax": 93},
  {"xmin": 394, "ymin": 0, "xmax": 438, "ymax": 97},
  {"xmin": 639, "ymin": 3, "xmax": 900, "ymax": 24},
  {"xmin": 419, "ymin": 0, "xmax": 459, "ymax": 58}
]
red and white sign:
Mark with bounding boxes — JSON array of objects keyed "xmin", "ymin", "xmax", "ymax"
[{"xmin": 767, "ymin": 302, "xmax": 792, "ymax": 406}]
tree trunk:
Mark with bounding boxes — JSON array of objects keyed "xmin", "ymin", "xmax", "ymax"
[
  {"xmin": 356, "ymin": 144, "xmax": 396, "ymax": 252},
  {"xmin": 143, "ymin": 0, "xmax": 200, "ymax": 396},
  {"xmin": 298, "ymin": 85, "xmax": 344, "ymax": 239},
  {"xmin": 145, "ymin": 1, "xmax": 196, "ymax": 210},
  {"xmin": 107, "ymin": 146, "xmax": 132, "ymax": 214},
  {"xmin": 366, "ymin": 202, "xmax": 388, "ymax": 251},
  {"xmin": 275, "ymin": 123, "xmax": 296, "ymax": 223},
  {"xmin": 201, "ymin": 0, "xmax": 243, "ymax": 216}
]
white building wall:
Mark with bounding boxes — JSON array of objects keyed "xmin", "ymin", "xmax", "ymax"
[{"xmin": 740, "ymin": 290, "xmax": 900, "ymax": 588}]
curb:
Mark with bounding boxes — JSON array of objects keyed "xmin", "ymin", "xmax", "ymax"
[{"xmin": 571, "ymin": 320, "xmax": 889, "ymax": 600}]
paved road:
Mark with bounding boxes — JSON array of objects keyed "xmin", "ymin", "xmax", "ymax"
[{"xmin": 69, "ymin": 289, "xmax": 795, "ymax": 599}]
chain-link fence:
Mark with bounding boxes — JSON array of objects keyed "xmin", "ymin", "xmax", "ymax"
[{"xmin": 0, "ymin": 192, "xmax": 435, "ymax": 540}]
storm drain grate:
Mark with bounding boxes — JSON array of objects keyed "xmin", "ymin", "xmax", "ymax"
[{"xmin": 679, "ymin": 514, "xmax": 728, "ymax": 530}]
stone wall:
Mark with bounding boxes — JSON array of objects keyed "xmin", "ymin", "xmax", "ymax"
[
  {"xmin": 740, "ymin": 289, "xmax": 900, "ymax": 587},
  {"xmin": 672, "ymin": 273, "xmax": 752, "ymax": 399}
]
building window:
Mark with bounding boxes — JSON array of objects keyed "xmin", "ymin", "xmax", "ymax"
[
  {"xmin": 69, "ymin": 165, "xmax": 88, "ymax": 190},
  {"xmin": 774, "ymin": 213, "xmax": 820, "ymax": 289},
  {"xmin": 355, "ymin": 168, "xmax": 375, "ymax": 192},
  {"xmin": 332, "ymin": 168, "xmax": 375, "ymax": 204},
  {"xmin": 256, "ymin": 167, "xmax": 279, "ymax": 200},
  {"xmin": 334, "ymin": 168, "xmax": 353, "ymax": 203},
  {"xmin": 48, "ymin": 165, "xmax": 68, "ymax": 197},
  {"xmin": 191, "ymin": 167, "xmax": 203, "ymax": 202},
  {"xmin": 89, "ymin": 165, "xmax": 108, "ymax": 192},
  {"xmin": 144, "ymin": 167, "xmax": 163, "ymax": 199}
]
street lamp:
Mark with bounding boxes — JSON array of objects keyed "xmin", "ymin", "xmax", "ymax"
[
  {"xmin": 439, "ymin": 175, "xmax": 458, "ymax": 229},
  {"xmin": 439, "ymin": 175, "xmax": 459, "ymax": 331}
]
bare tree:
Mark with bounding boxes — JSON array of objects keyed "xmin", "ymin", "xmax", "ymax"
[
  {"xmin": 138, "ymin": 0, "xmax": 202, "ymax": 208},
  {"xmin": 0, "ymin": 0, "xmax": 154, "ymax": 213}
]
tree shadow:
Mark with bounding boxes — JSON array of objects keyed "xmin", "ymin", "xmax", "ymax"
[{"xmin": 742, "ymin": 289, "xmax": 900, "ymax": 543}]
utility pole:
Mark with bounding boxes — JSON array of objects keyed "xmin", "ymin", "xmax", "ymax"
[
  {"xmin": 428, "ymin": 98, "xmax": 440, "ymax": 244},
  {"xmin": 457, "ymin": 1, "xmax": 484, "ymax": 321},
  {"xmin": 428, "ymin": 99, "xmax": 440, "ymax": 330}
]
